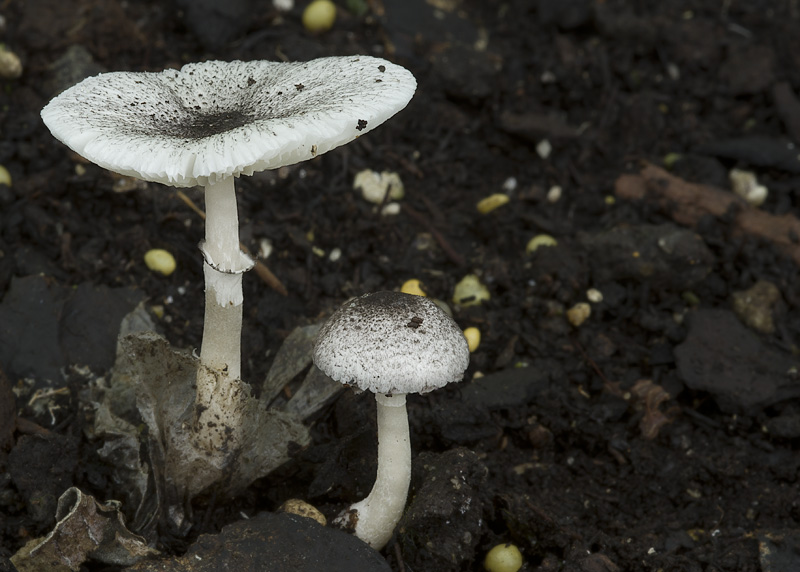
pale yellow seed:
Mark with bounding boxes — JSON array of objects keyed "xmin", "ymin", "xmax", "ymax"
[
  {"xmin": 150, "ymin": 305, "xmax": 165, "ymax": 320},
  {"xmin": 525, "ymin": 234, "xmax": 557, "ymax": 254},
  {"xmin": 0, "ymin": 165, "xmax": 10, "ymax": 187},
  {"xmin": 302, "ymin": 0, "xmax": 337, "ymax": 33},
  {"xmin": 484, "ymin": 543, "xmax": 523, "ymax": 572},
  {"xmin": 477, "ymin": 193, "xmax": 510, "ymax": 214},
  {"xmin": 144, "ymin": 249, "xmax": 176, "ymax": 276},
  {"xmin": 453, "ymin": 274, "xmax": 490, "ymax": 307},
  {"xmin": 401, "ymin": 279, "xmax": 426, "ymax": 297},
  {"xmin": 463, "ymin": 327, "xmax": 481, "ymax": 352}
]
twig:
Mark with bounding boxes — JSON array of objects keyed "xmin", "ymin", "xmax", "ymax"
[
  {"xmin": 175, "ymin": 190, "xmax": 288, "ymax": 296},
  {"xmin": 615, "ymin": 162, "xmax": 800, "ymax": 267},
  {"xmin": 401, "ymin": 204, "xmax": 466, "ymax": 267}
]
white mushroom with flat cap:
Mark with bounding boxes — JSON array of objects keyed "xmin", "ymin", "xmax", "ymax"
[
  {"xmin": 41, "ymin": 57, "xmax": 416, "ymax": 455},
  {"xmin": 313, "ymin": 291, "xmax": 470, "ymax": 549}
]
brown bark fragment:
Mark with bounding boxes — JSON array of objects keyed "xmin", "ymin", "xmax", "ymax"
[{"xmin": 615, "ymin": 163, "xmax": 800, "ymax": 266}]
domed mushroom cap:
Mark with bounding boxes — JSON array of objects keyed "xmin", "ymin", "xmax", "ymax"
[
  {"xmin": 313, "ymin": 291, "xmax": 470, "ymax": 395},
  {"xmin": 40, "ymin": 57, "xmax": 416, "ymax": 188}
]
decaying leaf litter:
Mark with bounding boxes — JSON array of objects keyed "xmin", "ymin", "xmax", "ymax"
[{"xmin": 1, "ymin": 0, "xmax": 800, "ymax": 570}]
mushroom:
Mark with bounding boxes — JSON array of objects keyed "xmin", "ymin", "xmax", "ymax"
[
  {"xmin": 312, "ymin": 291, "xmax": 470, "ymax": 549},
  {"xmin": 41, "ymin": 57, "xmax": 417, "ymax": 453}
]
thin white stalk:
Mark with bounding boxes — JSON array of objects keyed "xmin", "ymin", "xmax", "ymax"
[
  {"xmin": 203, "ymin": 177, "xmax": 240, "ymax": 274},
  {"xmin": 195, "ymin": 176, "xmax": 250, "ymax": 453},
  {"xmin": 340, "ymin": 392, "xmax": 411, "ymax": 550}
]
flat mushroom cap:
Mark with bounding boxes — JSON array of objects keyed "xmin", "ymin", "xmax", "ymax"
[
  {"xmin": 40, "ymin": 57, "xmax": 416, "ymax": 188},
  {"xmin": 313, "ymin": 291, "xmax": 470, "ymax": 395}
]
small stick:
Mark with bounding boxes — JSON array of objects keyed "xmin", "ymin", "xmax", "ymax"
[
  {"xmin": 615, "ymin": 162, "xmax": 800, "ymax": 267},
  {"xmin": 401, "ymin": 204, "xmax": 466, "ymax": 267},
  {"xmin": 175, "ymin": 190, "xmax": 288, "ymax": 296}
]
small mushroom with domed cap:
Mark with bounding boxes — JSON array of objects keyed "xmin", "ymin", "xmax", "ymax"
[
  {"xmin": 41, "ymin": 57, "xmax": 416, "ymax": 455},
  {"xmin": 312, "ymin": 291, "xmax": 470, "ymax": 550}
]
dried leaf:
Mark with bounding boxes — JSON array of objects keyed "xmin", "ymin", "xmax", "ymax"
[
  {"xmin": 261, "ymin": 323, "xmax": 321, "ymax": 406},
  {"xmin": 112, "ymin": 332, "xmax": 310, "ymax": 533},
  {"xmin": 10, "ymin": 487, "xmax": 158, "ymax": 571}
]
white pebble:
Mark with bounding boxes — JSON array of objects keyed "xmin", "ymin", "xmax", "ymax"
[
  {"xmin": 546, "ymin": 185, "xmax": 562, "ymax": 203},
  {"xmin": 536, "ymin": 139, "xmax": 552, "ymax": 159}
]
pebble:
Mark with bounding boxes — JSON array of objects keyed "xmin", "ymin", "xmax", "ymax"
[{"xmin": 566, "ymin": 302, "xmax": 591, "ymax": 326}]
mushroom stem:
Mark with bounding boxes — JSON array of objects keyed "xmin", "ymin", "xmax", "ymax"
[
  {"xmin": 339, "ymin": 392, "xmax": 411, "ymax": 550},
  {"xmin": 195, "ymin": 176, "xmax": 251, "ymax": 452},
  {"xmin": 203, "ymin": 177, "xmax": 241, "ymax": 274}
]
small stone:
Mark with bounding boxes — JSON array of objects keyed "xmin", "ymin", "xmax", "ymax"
[
  {"xmin": 354, "ymin": 169, "xmax": 404, "ymax": 204},
  {"xmin": 536, "ymin": 139, "xmax": 552, "ymax": 159},
  {"xmin": 566, "ymin": 302, "xmax": 591, "ymax": 326},
  {"xmin": 0, "ymin": 47, "xmax": 22, "ymax": 79},
  {"xmin": 380, "ymin": 202, "xmax": 401, "ymax": 216},
  {"xmin": 731, "ymin": 280, "xmax": 781, "ymax": 334},
  {"xmin": 729, "ymin": 168, "xmax": 768, "ymax": 206},
  {"xmin": 546, "ymin": 185, "xmax": 562, "ymax": 203},
  {"xmin": 277, "ymin": 499, "xmax": 327, "ymax": 526},
  {"xmin": 586, "ymin": 288, "xmax": 603, "ymax": 303}
]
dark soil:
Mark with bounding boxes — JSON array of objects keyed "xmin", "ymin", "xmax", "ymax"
[{"xmin": 2, "ymin": 0, "xmax": 800, "ymax": 570}]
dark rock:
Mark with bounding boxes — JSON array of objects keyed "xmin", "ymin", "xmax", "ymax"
[
  {"xmin": 695, "ymin": 136, "xmax": 800, "ymax": 174},
  {"xmin": 60, "ymin": 283, "xmax": 144, "ymax": 373},
  {"xmin": 399, "ymin": 448, "xmax": 488, "ymax": 572},
  {"xmin": 765, "ymin": 406, "xmax": 800, "ymax": 439},
  {"xmin": 718, "ymin": 44, "xmax": 775, "ymax": 96},
  {"xmin": 44, "ymin": 45, "xmax": 105, "ymax": 96},
  {"xmin": 674, "ymin": 309, "xmax": 800, "ymax": 413},
  {"xmin": 0, "ymin": 365, "xmax": 14, "ymax": 452},
  {"xmin": 431, "ymin": 44, "xmax": 500, "ymax": 101},
  {"xmin": 594, "ymin": 5, "xmax": 657, "ymax": 49},
  {"xmin": 175, "ymin": 0, "xmax": 253, "ymax": 51},
  {"xmin": 758, "ymin": 529, "xmax": 800, "ymax": 572},
  {"xmin": 0, "ymin": 275, "xmax": 68, "ymax": 384},
  {"xmin": 128, "ymin": 512, "xmax": 390, "ymax": 572},
  {"xmin": 578, "ymin": 224, "xmax": 714, "ymax": 290},
  {"xmin": 662, "ymin": 18, "xmax": 724, "ymax": 68},
  {"xmin": 413, "ymin": 366, "xmax": 552, "ymax": 446},
  {"xmin": 773, "ymin": 82, "xmax": 800, "ymax": 144},
  {"xmin": 537, "ymin": 0, "xmax": 593, "ymax": 30},
  {"xmin": 383, "ymin": 0, "xmax": 479, "ymax": 59},
  {"xmin": 0, "ymin": 276, "xmax": 144, "ymax": 385},
  {"xmin": 7, "ymin": 434, "xmax": 78, "ymax": 527},
  {"xmin": 498, "ymin": 111, "xmax": 579, "ymax": 143},
  {"xmin": 668, "ymin": 154, "xmax": 729, "ymax": 189}
]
